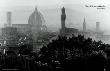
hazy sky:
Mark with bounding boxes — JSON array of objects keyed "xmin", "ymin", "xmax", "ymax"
[
  {"xmin": 0, "ymin": 0, "xmax": 109, "ymax": 6},
  {"xmin": 0, "ymin": 0, "xmax": 110, "ymax": 33}
]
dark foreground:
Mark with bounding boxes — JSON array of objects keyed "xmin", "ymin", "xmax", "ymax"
[
  {"xmin": 0, "ymin": 35, "xmax": 110, "ymax": 71},
  {"xmin": 0, "ymin": 52, "xmax": 107, "ymax": 71}
]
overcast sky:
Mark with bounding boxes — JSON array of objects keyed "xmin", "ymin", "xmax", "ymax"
[
  {"xmin": 0, "ymin": 0, "xmax": 110, "ymax": 33},
  {"xmin": 0, "ymin": 0, "xmax": 109, "ymax": 6}
]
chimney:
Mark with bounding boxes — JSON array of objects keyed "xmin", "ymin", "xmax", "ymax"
[{"xmin": 7, "ymin": 12, "xmax": 12, "ymax": 26}]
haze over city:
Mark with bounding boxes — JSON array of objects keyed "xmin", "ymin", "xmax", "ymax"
[
  {"xmin": 0, "ymin": 1, "xmax": 109, "ymax": 71},
  {"xmin": 0, "ymin": 0, "xmax": 110, "ymax": 33}
]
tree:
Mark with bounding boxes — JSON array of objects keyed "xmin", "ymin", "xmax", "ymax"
[
  {"xmin": 39, "ymin": 34, "xmax": 107, "ymax": 71},
  {"xmin": 19, "ymin": 44, "xmax": 33, "ymax": 55}
]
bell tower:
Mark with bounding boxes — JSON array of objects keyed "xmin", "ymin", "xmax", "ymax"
[
  {"xmin": 61, "ymin": 7, "xmax": 66, "ymax": 30},
  {"xmin": 7, "ymin": 12, "xmax": 12, "ymax": 27}
]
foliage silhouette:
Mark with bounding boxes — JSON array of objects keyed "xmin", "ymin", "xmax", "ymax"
[{"xmin": 39, "ymin": 34, "xmax": 107, "ymax": 71}]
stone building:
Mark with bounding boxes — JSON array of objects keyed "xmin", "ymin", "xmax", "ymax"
[
  {"xmin": 60, "ymin": 7, "xmax": 78, "ymax": 36},
  {"xmin": 11, "ymin": 7, "xmax": 47, "ymax": 42}
]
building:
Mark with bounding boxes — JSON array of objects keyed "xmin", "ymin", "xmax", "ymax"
[
  {"xmin": 0, "ymin": 7, "xmax": 49, "ymax": 53},
  {"xmin": 60, "ymin": 7, "xmax": 78, "ymax": 36},
  {"xmin": 7, "ymin": 12, "xmax": 12, "ymax": 27},
  {"xmin": 1, "ymin": 27, "xmax": 19, "ymax": 54},
  {"xmin": 12, "ymin": 24, "xmax": 30, "ymax": 35},
  {"xmin": 59, "ymin": 7, "xmax": 105, "ymax": 42},
  {"xmin": 28, "ymin": 7, "xmax": 43, "ymax": 32},
  {"xmin": 11, "ymin": 7, "xmax": 47, "ymax": 42},
  {"xmin": 96, "ymin": 22, "xmax": 100, "ymax": 32},
  {"xmin": 83, "ymin": 18, "xmax": 86, "ymax": 32},
  {"xmin": 2, "ymin": 11, "xmax": 19, "ymax": 46}
]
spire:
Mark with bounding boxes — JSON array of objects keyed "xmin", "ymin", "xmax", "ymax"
[
  {"xmin": 35, "ymin": 6, "xmax": 38, "ymax": 12},
  {"xmin": 83, "ymin": 17, "xmax": 86, "ymax": 32},
  {"xmin": 62, "ymin": 7, "xmax": 65, "ymax": 13}
]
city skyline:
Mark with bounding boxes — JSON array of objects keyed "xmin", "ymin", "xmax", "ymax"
[{"xmin": 0, "ymin": 0, "xmax": 110, "ymax": 34}]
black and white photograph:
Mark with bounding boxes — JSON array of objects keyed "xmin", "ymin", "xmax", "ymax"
[{"xmin": 0, "ymin": 0, "xmax": 109, "ymax": 71}]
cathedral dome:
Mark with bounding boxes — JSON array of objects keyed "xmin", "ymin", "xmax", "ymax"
[{"xmin": 28, "ymin": 7, "xmax": 42, "ymax": 27}]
